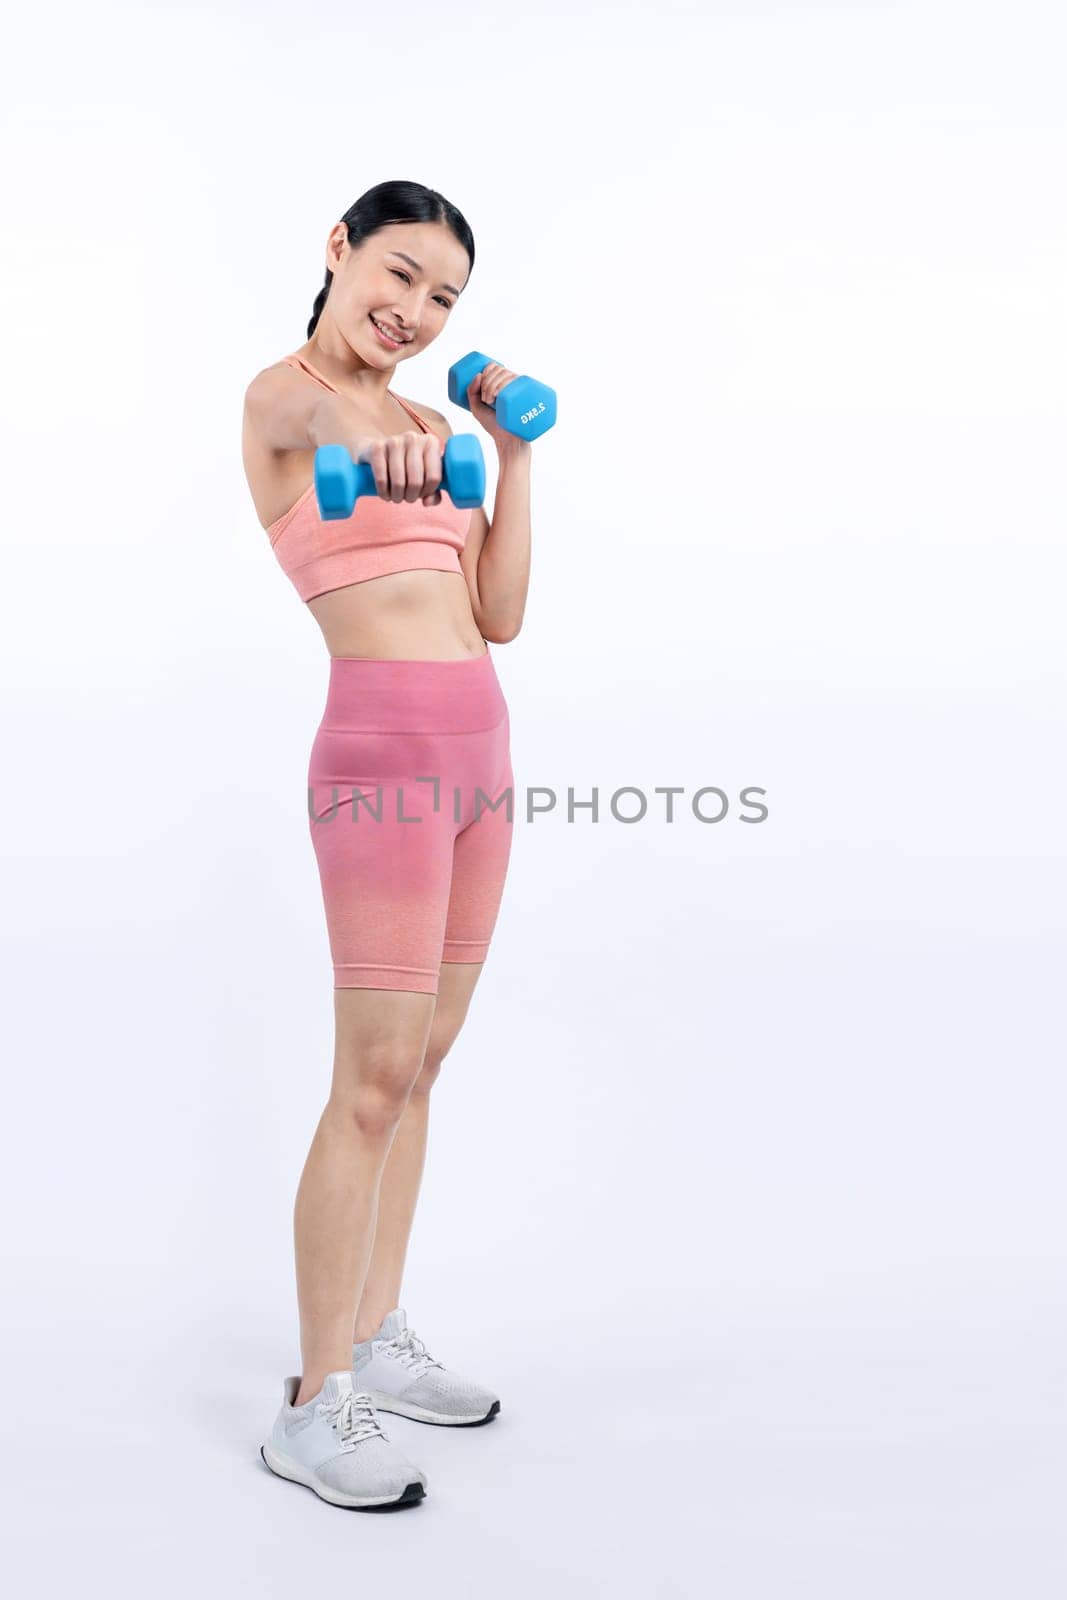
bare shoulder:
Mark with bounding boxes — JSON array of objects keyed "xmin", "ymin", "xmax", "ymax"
[{"xmin": 243, "ymin": 359, "xmax": 300, "ymax": 408}]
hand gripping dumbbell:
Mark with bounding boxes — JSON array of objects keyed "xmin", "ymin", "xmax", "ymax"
[
  {"xmin": 313, "ymin": 434, "xmax": 487, "ymax": 521},
  {"xmin": 447, "ymin": 352, "xmax": 557, "ymax": 441}
]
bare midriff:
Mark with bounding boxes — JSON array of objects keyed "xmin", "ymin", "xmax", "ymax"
[{"xmin": 306, "ymin": 567, "xmax": 489, "ymax": 660}]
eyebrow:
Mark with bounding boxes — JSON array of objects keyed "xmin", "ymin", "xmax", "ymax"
[{"xmin": 388, "ymin": 251, "xmax": 462, "ymax": 298}]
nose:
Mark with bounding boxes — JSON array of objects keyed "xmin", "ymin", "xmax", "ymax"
[{"xmin": 393, "ymin": 289, "xmax": 435, "ymax": 332}]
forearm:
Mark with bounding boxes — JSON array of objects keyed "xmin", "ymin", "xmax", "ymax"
[
  {"xmin": 307, "ymin": 392, "xmax": 364, "ymax": 450},
  {"xmin": 478, "ymin": 441, "xmax": 532, "ymax": 641}
]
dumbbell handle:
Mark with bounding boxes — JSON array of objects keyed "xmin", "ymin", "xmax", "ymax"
[{"xmin": 447, "ymin": 351, "xmax": 557, "ymax": 442}]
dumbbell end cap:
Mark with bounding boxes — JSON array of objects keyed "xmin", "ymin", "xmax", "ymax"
[{"xmin": 447, "ymin": 351, "xmax": 493, "ymax": 411}]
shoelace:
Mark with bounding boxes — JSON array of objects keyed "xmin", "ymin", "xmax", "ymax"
[
  {"xmin": 378, "ymin": 1325, "xmax": 444, "ymax": 1378},
  {"xmin": 317, "ymin": 1387, "xmax": 385, "ymax": 1446}
]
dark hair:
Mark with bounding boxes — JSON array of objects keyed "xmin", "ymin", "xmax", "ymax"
[{"xmin": 307, "ymin": 180, "xmax": 475, "ymax": 339}]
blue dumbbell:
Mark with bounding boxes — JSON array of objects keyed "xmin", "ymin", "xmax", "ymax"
[
  {"xmin": 314, "ymin": 434, "xmax": 486, "ymax": 520},
  {"xmin": 447, "ymin": 352, "xmax": 557, "ymax": 441}
]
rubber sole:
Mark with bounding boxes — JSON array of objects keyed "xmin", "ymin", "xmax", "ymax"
[
  {"xmin": 260, "ymin": 1442, "xmax": 425, "ymax": 1508},
  {"xmin": 368, "ymin": 1394, "xmax": 501, "ymax": 1427}
]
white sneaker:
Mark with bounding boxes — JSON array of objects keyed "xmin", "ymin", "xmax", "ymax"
[
  {"xmin": 261, "ymin": 1369, "xmax": 427, "ymax": 1508},
  {"xmin": 352, "ymin": 1308, "xmax": 501, "ymax": 1427}
]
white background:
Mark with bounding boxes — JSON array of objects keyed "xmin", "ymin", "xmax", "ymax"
[{"xmin": 2, "ymin": 0, "xmax": 1064, "ymax": 1593}]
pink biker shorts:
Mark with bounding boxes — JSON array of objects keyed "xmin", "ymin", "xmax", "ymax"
[{"xmin": 306, "ymin": 649, "xmax": 514, "ymax": 994}]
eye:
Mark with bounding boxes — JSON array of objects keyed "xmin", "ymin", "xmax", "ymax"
[{"xmin": 390, "ymin": 268, "xmax": 452, "ymax": 310}]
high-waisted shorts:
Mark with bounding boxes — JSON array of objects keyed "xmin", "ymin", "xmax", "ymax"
[{"xmin": 306, "ymin": 649, "xmax": 514, "ymax": 995}]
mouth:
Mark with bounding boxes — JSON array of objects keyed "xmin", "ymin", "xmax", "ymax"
[{"xmin": 368, "ymin": 314, "xmax": 411, "ymax": 350}]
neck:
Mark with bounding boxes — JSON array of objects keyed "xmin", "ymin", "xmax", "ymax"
[{"xmin": 302, "ymin": 333, "xmax": 398, "ymax": 402}]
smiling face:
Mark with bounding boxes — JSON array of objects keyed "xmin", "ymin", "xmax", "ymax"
[{"xmin": 324, "ymin": 219, "xmax": 471, "ymax": 365}]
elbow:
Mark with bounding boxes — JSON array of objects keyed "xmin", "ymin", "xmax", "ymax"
[{"xmin": 482, "ymin": 621, "xmax": 522, "ymax": 645}]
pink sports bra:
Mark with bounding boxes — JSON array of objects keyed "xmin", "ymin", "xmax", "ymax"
[{"xmin": 264, "ymin": 352, "xmax": 471, "ymax": 603}]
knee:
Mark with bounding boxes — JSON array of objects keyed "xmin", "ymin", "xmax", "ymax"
[
  {"xmin": 410, "ymin": 1039, "xmax": 452, "ymax": 1099},
  {"xmin": 333, "ymin": 1045, "xmax": 424, "ymax": 1138}
]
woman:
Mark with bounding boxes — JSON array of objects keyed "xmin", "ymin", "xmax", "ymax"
[{"xmin": 241, "ymin": 180, "xmax": 532, "ymax": 1510}]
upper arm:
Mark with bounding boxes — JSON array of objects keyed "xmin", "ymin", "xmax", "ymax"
[
  {"xmin": 243, "ymin": 362, "xmax": 332, "ymax": 452},
  {"xmin": 424, "ymin": 406, "xmax": 493, "ymax": 613},
  {"xmin": 458, "ymin": 504, "xmax": 491, "ymax": 598}
]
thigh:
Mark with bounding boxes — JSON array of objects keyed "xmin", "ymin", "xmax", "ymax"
[
  {"xmin": 309, "ymin": 776, "xmax": 455, "ymax": 995},
  {"xmin": 441, "ymin": 743, "xmax": 514, "ymax": 967}
]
